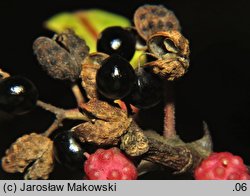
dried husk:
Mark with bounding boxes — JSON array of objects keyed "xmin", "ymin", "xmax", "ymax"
[
  {"xmin": 73, "ymin": 99, "xmax": 132, "ymax": 145},
  {"xmin": 53, "ymin": 29, "xmax": 89, "ymax": 66},
  {"xmin": 24, "ymin": 141, "xmax": 54, "ymax": 180},
  {"xmin": 81, "ymin": 52, "xmax": 109, "ymax": 99},
  {"xmin": 1, "ymin": 133, "xmax": 54, "ymax": 179},
  {"xmin": 33, "ymin": 29, "xmax": 89, "ymax": 82},
  {"xmin": 145, "ymin": 55, "xmax": 189, "ymax": 80},
  {"xmin": 146, "ymin": 31, "xmax": 190, "ymax": 80},
  {"xmin": 120, "ymin": 121, "xmax": 149, "ymax": 157},
  {"xmin": 147, "ymin": 31, "xmax": 190, "ymax": 58},
  {"xmin": 134, "ymin": 5, "xmax": 181, "ymax": 40}
]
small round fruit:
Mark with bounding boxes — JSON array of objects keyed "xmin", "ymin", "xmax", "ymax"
[
  {"xmin": 194, "ymin": 152, "xmax": 250, "ymax": 180},
  {"xmin": 126, "ymin": 67, "xmax": 163, "ymax": 109},
  {"xmin": 0, "ymin": 76, "xmax": 38, "ymax": 115},
  {"xmin": 96, "ymin": 54, "xmax": 136, "ymax": 100},
  {"xmin": 53, "ymin": 130, "xmax": 86, "ymax": 171},
  {"xmin": 97, "ymin": 26, "xmax": 136, "ymax": 61}
]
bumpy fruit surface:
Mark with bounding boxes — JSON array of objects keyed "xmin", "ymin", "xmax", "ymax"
[
  {"xmin": 97, "ymin": 26, "xmax": 136, "ymax": 61},
  {"xmin": 96, "ymin": 54, "xmax": 136, "ymax": 100},
  {"xmin": 0, "ymin": 76, "xmax": 38, "ymax": 115},
  {"xmin": 126, "ymin": 67, "xmax": 163, "ymax": 109},
  {"xmin": 53, "ymin": 130, "xmax": 86, "ymax": 171},
  {"xmin": 195, "ymin": 152, "xmax": 250, "ymax": 180},
  {"xmin": 84, "ymin": 147, "xmax": 137, "ymax": 180}
]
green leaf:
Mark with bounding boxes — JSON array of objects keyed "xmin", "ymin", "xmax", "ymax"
[
  {"xmin": 45, "ymin": 9, "xmax": 130, "ymax": 53},
  {"xmin": 45, "ymin": 9, "xmax": 146, "ymax": 68}
]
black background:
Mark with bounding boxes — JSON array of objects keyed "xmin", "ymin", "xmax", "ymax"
[{"xmin": 0, "ymin": 0, "xmax": 250, "ymax": 179}]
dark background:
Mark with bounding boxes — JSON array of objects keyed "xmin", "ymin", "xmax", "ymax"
[{"xmin": 0, "ymin": 0, "xmax": 250, "ymax": 179}]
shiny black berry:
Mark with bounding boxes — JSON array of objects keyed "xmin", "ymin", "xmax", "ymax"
[
  {"xmin": 0, "ymin": 76, "xmax": 38, "ymax": 115},
  {"xmin": 126, "ymin": 67, "xmax": 163, "ymax": 109},
  {"xmin": 97, "ymin": 26, "xmax": 136, "ymax": 61},
  {"xmin": 96, "ymin": 54, "xmax": 136, "ymax": 100},
  {"xmin": 53, "ymin": 130, "xmax": 86, "ymax": 171}
]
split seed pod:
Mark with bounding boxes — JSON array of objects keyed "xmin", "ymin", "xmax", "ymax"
[
  {"xmin": 72, "ymin": 99, "xmax": 132, "ymax": 146},
  {"xmin": 1, "ymin": 133, "xmax": 54, "ymax": 180},
  {"xmin": 33, "ymin": 29, "xmax": 89, "ymax": 82},
  {"xmin": 146, "ymin": 31, "xmax": 190, "ymax": 80}
]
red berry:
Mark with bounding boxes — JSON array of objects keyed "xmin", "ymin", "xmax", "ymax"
[
  {"xmin": 84, "ymin": 147, "xmax": 137, "ymax": 180},
  {"xmin": 195, "ymin": 152, "xmax": 250, "ymax": 180}
]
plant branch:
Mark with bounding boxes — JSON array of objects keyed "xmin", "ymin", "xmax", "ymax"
[
  {"xmin": 141, "ymin": 130, "xmax": 210, "ymax": 174},
  {"xmin": 36, "ymin": 100, "xmax": 88, "ymax": 121},
  {"xmin": 37, "ymin": 100, "xmax": 89, "ymax": 136}
]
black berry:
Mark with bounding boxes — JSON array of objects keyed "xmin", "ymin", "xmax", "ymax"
[
  {"xmin": 97, "ymin": 26, "xmax": 136, "ymax": 61},
  {"xmin": 96, "ymin": 54, "xmax": 136, "ymax": 100},
  {"xmin": 53, "ymin": 130, "xmax": 86, "ymax": 171},
  {"xmin": 0, "ymin": 76, "xmax": 38, "ymax": 115},
  {"xmin": 126, "ymin": 67, "xmax": 163, "ymax": 109}
]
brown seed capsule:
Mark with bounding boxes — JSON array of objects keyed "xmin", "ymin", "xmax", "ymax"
[
  {"xmin": 24, "ymin": 141, "xmax": 54, "ymax": 180},
  {"xmin": 145, "ymin": 56, "xmax": 189, "ymax": 81},
  {"xmin": 54, "ymin": 29, "xmax": 89, "ymax": 67},
  {"xmin": 1, "ymin": 133, "xmax": 54, "ymax": 180},
  {"xmin": 72, "ymin": 99, "xmax": 132, "ymax": 145},
  {"xmin": 120, "ymin": 121, "xmax": 149, "ymax": 157},
  {"xmin": 147, "ymin": 31, "xmax": 190, "ymax": 58},
  {"xmin": 81, "ymin": 52, "xmax": 109, "ymax": 99},
  {"xmin": 145, "ymin": 30, "xmax": 190, "ymax": 80},
  {"xmin": 33, "ymin": 29, "xmax": 89, "ymax": 82},
  {"xmin": 134, "ymin": 5, "xmax": 181, "ymax": 40}
]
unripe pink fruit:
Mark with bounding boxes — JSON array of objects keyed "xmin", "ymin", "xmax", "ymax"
[
  {"xmin": 195, "ymin": 152, "xmax": 250, "ymax": 180},
  {"xmin": 84, "ymin": 147, "xmax": 137, "ymax": 180}
]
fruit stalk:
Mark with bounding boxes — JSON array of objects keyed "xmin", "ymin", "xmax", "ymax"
[{"xmin": 43, "ymin": 119, "xmax": 62, "ymax": 137}]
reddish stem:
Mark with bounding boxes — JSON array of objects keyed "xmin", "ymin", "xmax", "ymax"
[{"xmin": 163, "ymin": 81, "xmax": 176, "ymax": 138}]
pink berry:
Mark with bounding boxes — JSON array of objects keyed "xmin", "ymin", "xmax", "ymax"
[
  {"xmin": 84, "ymin": 147, "xmax": 137, "ymax": 180},
  {"xmin": 195, "ymin": 152, "xmax": 250, "ymax": 180}
]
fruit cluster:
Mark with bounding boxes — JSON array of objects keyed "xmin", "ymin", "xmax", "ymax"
[
  {"xmin": 1, "ymin": 4, "xmax": 249, "ymax": 180},
  {"xmin": 96, "ymin": 27, "xmax": 163, "ymax": 109}
]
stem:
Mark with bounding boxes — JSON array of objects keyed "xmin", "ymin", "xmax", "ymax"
[
  {"xmin": 37, "ymin": 100, "xmax": 89, "ymax": 136},
  {"xmin": 144, "ymin": 132, "xmax": 193, "ymax": 173},
  {"xmin": 43, "ymin": 119, "xmax": 63, "ymax": 137},
  {"xmin": 0, "ymin": 68, "xmax": 10, "ymax": 79},
  {"xmin": 71, "ymin": 83, "xmax": 85, "ymax": 106},
  {"xmin": 163, "ymin": 81, "xmax": 176, "ymax": 138},
  {"xmin": 36, "ymin": 100, "xmax": 89, "ymax": 121}
]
